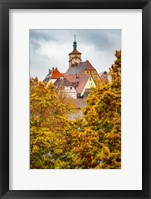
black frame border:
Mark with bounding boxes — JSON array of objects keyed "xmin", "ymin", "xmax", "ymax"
[{"xmin": 0, "ymin": 0, "xmax": 151, "ymax": 198}]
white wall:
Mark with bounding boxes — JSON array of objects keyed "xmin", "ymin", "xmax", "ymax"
[
  {"xmin": 63, "ymin": 86, "xmax": 77, "ymax": 99},
  {"xmin": 46, "ymin": 79, "xmax": 57, "ymax": 87}
]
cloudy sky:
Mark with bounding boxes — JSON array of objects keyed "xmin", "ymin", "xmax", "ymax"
[{"xmin": 30, "ymin": 29, "xmax": 121, "ymax": 81}]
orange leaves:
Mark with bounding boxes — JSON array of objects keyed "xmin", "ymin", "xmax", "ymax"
[
  {"xmin": 78, "ymin": 50, "xmax": 121, "ymax": 169},
  {"xmin": 30, "ymin": 78, "xmax": 76, "ymax": 169},
  {"xmin": 30, "ymin": 50, "xmax": 121, "ymax": 169},
  {"xmin": 68, "ymin": 128, "xmax": 102, "ymax": 168}
]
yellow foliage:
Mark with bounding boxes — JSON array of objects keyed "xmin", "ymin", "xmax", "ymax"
[{"xmin": 30, "ymin": 50, "xmax": 121, "ymax": 169}]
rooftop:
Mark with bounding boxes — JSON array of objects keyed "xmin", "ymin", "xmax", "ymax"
[
  {"xmin": 51, "ymin": 68, "xmax": 64, "ymax": 79},
  {"xmin": 43, "ymin": 68, "xmax": 63, "ymax": 82},
  {"xmin": 64, "ymin": 74, "xmax": 91, "ymax": 94},
  {"xmin": 65, "ymin": 60, "xmax": 96, "ymax": 75},
  {"xmin": 69, "ymin": 49, "xmax": 82, "ymax": 55}
]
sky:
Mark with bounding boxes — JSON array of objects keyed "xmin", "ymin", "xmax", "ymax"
[{"xmin": 30, "ymin": 29, "xmax": 121, "ymax": 81}]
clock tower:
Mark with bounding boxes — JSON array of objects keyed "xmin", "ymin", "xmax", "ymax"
[{"xmin": 69, "ymin": 35, "xmax": 82, "ymax": 66}]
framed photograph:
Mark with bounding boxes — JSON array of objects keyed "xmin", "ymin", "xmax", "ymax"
[{"xmin": 0, "ymin": 0, "xmax": 150, "ymax": 198}]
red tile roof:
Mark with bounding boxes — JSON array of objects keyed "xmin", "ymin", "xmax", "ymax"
[
  {"xmin": 69, "ymin": 50, "xmax": 82, "ymax": 55},
  {"xmin": 51, "ymin": 68, "xmax": 64, "ymax": 79},
  {"xmin": 85, "ymin": 60, "xmax": 95, "ymax": 70},
  {"xmin": 64, "ymin": 74, "xmax": 90, "ymax": 93}
]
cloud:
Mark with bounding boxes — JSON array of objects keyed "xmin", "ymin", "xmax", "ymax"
[{"xmin": 30, "ymin": 29, "xmax": 121, "ymax": 80}]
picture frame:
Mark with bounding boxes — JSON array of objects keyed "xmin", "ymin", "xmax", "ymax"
[{"xmin": 0, "ymin": 0, "xmax": 150, "ymax": 198}]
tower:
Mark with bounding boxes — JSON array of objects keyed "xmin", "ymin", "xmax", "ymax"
[{"xmin": 69, "ymin": 35, "xmax": 82, "ymax": 66}]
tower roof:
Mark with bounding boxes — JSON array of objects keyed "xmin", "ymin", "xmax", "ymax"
[
  {"xmin": 69, "ymin": 49, "xmax": 82, "ymax": 55},
  {"xmin": 69, "ymin": 35, "xmax": 81, "ymax": 55}
]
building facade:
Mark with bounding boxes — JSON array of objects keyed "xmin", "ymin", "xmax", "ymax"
[{"xmin": 43, "ymin": 36, "xmax": 101, "ymax": 100}]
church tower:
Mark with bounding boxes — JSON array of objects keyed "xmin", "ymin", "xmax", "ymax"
[{"xmin": 69, "ymin": 35, "xmax": 82, "ymax": 66}]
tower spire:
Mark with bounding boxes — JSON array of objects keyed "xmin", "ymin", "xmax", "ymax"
[
  {"xmin": 69, "ymin": 35, "xmax": 82, "ymax": 66},
  {"xmin": 73, "ymin": 35, "xmax": 77, "ymax": 50}
]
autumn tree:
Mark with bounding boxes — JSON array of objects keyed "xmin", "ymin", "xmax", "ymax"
[
  {"xmin": 69, "ymin": 50, "xmax": 121, "ymax": 169},
  {"xmin": 30, "ymin": 78, "xmax": 75, "ymax": 169},
  {"xmin": 30, "ymin": 50, "xmax": 121, "ymax": 169}
]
